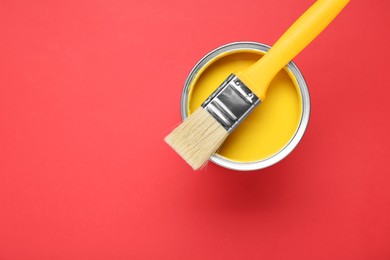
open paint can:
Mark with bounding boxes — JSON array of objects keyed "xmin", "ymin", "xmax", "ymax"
[{"xmin": 181, "ymin": 42, "xmax": 310, "ymax": 171}]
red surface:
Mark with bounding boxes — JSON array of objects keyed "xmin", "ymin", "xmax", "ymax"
[{"xmin": 1, "ymin": 0, "xmax": 389, "ymax": 259}]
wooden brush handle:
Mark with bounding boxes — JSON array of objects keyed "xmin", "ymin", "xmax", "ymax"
[{"xmin": 237, "ymin": 0, "xmax": 349, "ymax": 101}]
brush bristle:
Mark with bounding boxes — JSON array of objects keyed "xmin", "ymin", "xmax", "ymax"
[{"xmin": 165, "ymin": 107, "xmax": 229, "ymax": 170}]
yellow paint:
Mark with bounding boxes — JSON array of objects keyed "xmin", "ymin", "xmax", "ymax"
[{"xmin": 187, "ymin": 50, "xmax": 302, "ymax": 162}]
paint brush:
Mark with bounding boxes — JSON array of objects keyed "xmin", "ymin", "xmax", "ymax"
[{"xmin": 165, "ymin": 0, "xmax": 349, "ymax": 170}]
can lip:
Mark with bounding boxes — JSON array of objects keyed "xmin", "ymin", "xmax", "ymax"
[{"xmin": 181, "ymin": 41, "xmax": 310, "ymax": 171}]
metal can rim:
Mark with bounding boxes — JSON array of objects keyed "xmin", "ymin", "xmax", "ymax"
[{"xmin": 181, "ymin": 41, "xmax": 310, "ymax": 171}]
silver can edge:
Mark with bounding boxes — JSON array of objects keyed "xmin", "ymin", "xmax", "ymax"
[{"xmin": 180, "ymin": 41, "xmax": 310, "ymax": 171}]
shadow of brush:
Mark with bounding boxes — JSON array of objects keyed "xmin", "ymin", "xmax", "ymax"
[{"xmin": 195, "ymin": 160, "xmax": 296, "ymax": 214}]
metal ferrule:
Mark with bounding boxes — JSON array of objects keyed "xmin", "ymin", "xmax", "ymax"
[{"xmin": 201, "ymin": 74, "xmax": 261, "ymax": 133}]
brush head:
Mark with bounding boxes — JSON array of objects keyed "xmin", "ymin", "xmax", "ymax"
[
  {"xmin": 165, "ymin": 74, "xmax": 260, "ymax": 170},
  {"xmin": 165, "ymin": 107, "xmax": 229, "ymax": 170}
]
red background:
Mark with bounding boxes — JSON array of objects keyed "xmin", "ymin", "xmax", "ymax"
[{"xmin": 1, "ymin": 0, "xmax": 389, "ymax": 259}]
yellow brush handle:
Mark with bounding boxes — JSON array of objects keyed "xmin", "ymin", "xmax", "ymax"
[{"xmin": 237, "ymin": 0, "xmax": 349, "ymax": 101}]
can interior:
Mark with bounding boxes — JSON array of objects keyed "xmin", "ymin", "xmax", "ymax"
[{"xmin": 187, "ymin": 49, "xmax": 303, "ymax": 163}]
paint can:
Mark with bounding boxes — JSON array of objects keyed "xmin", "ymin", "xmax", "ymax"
[{"xmin": 181, "ymin": 42, "xmax": 310, "ymax": 171}]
